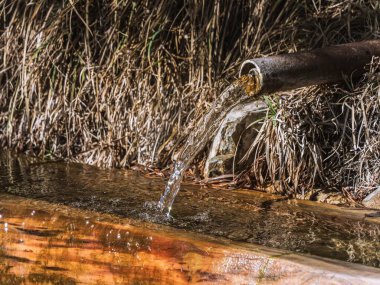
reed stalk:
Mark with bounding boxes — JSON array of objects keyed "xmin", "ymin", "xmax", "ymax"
[{"xmin": 1, "ymin": 0, "xmax": 379, "ymax": 199}]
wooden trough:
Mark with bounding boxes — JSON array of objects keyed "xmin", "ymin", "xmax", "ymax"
[{"xmin": 1, "ymin": 194, "xmax": 380, "ymax": 285}]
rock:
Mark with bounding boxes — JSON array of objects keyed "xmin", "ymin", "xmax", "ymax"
[
  {"xmin": 362, "ymin": 187, "xmax": 380, "ymax": 209},
  {"xmin": 311, "ymin": 190, "xmax": 348, "ymax": 205},
  {"xmin": 204, "ymin": 100, "xmax": 267, "ymax": 178},
  {"xmin": 206, "ymin": 154, "xmax": 235, "ymax": 177}
]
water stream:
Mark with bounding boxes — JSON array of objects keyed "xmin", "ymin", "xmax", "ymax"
[
  {"xmin": 158, "ymin": 78, "xmax": 256, "ymax": 215},
  {"xmin": 2, "ymin": 151, "xmax": 380, "ymax": 269}
]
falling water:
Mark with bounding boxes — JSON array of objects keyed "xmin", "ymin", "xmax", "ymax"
[{"xmin": 158, "ymin": 75, "xmax": 259, "ymax": 215}]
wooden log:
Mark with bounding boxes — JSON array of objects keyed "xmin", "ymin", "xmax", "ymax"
[{"xmin": 1, "ymin": 194, "xmax": 380, "ymax": 285}]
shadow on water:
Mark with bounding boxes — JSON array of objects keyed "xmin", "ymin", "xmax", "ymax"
[{"xmin": 1, "ymin": 150, "xmax": 380, "ymax": 276}]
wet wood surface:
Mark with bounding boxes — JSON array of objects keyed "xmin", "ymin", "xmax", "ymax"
[
  {"xmin": 2, "ymin": 152, "xmax": 380, "ymax": 268},
  {"xmin": 1, "ymin": 194, "xmax": 380, "ymax": 285}
]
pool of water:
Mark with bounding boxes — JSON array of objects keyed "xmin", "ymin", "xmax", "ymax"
[{"xmin": 1, "ymin": 151, "xmax": 380, "ymax": 272}]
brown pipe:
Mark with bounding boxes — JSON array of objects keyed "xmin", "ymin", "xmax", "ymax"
[{"xmin": 239, "ymin": 40, "xmax": 380, "ymax": 94}]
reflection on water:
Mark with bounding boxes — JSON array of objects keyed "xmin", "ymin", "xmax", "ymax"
[{"xmin": 1, "ymin": 151, "xmax": 380, "ymax": 271}]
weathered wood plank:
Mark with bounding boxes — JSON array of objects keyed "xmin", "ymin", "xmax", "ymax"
[{"xmin": 1, "ymin": 194, "xmax": 380, "ymax": 285}]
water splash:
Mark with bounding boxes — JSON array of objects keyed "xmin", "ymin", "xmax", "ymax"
[
  {"xmin": 157, "ymin": 161, "xmax": 187, "ymax": 216},
  {"xmin": 158, "ymin": 75, "xmax": 259, "ymax": 215}
]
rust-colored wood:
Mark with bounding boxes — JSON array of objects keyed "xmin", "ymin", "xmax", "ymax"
[{"xmin": 1, "ymin": 194, "xmax": 380, "ymax": 284}]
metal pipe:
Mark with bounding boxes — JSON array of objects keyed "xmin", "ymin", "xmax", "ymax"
[{"xmin": 239, "ymin": 40, "xmax": 380, "ymax": 95}]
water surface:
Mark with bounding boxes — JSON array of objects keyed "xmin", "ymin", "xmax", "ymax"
[{"xmin": 1, "ymin": 151, "xmax": 380, "ymax": 269}]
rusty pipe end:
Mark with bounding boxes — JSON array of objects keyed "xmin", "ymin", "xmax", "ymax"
[
  {"xmin": 238, "ymin": 59, "xmax": 263, "ymax": 96},
  {"xmin": 238, "ymin": 40, "xmax": 380, "ymax": 95}
]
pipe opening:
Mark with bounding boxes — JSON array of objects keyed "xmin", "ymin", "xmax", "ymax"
[
  {"xmin": 239, "ymin": 59, "xmax": 260, "ymax": 77},
  {"xmin": 238, "ymin": 60, "xmax": 263, "ymax": 96}
]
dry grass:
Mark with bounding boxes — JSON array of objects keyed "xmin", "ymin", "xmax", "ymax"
[
  {"xmin": 1, "ymin": 0, "xmax": 380, "ymax": 198},
  {"xmin": 243, "ymin": 60, "xmax": 380, "ymax": 200}
]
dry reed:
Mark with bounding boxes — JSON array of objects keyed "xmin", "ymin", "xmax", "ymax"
[
  {"xmin": 243, "ymin": 59, "xmax": 380, "ymax": 200},
  {"xmin": 1, "ymin": 0, "xmax": 380, "ymax": 199}
]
